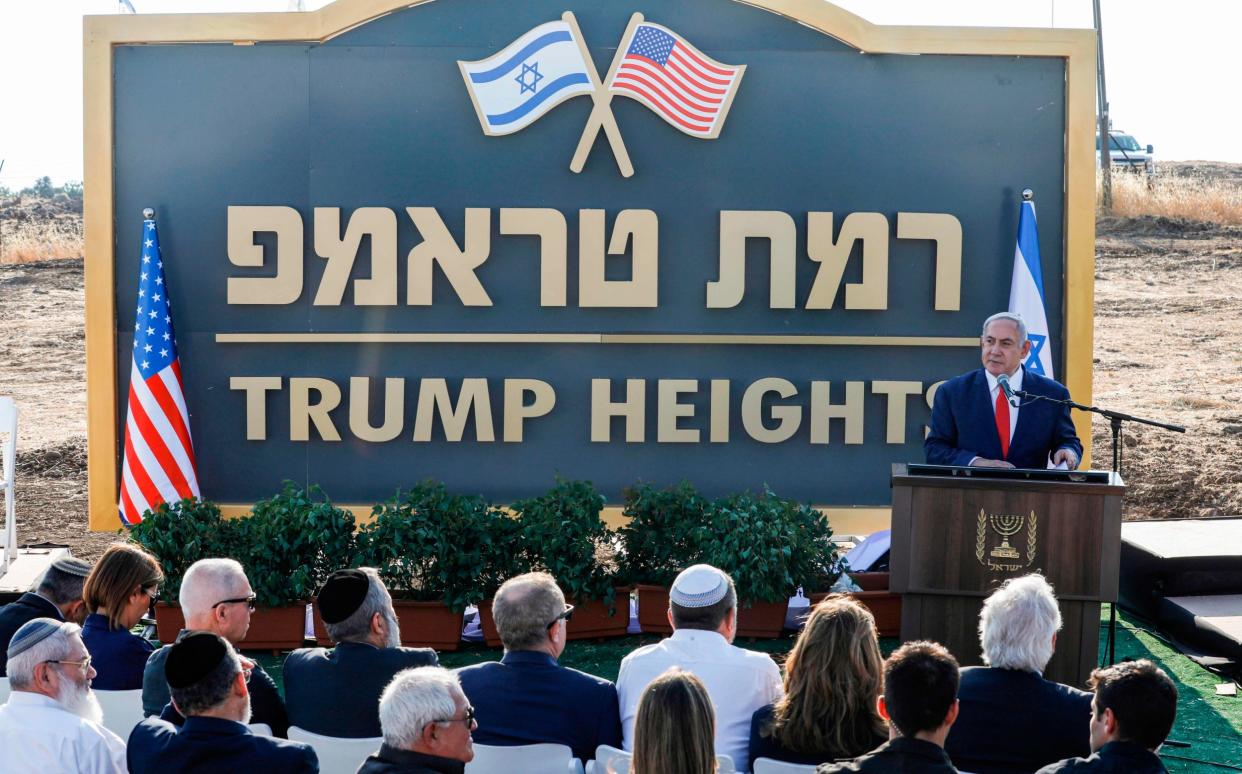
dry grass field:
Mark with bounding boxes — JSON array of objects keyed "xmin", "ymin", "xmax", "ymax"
[{"xmin": 0, "ymin": 163, "xmax": 1240, "ymax": 559}]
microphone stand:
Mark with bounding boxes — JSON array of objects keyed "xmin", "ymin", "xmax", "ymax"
[{"xmin": 1013, "ymin": 388, "xmax": 1186, "ymax": 666}]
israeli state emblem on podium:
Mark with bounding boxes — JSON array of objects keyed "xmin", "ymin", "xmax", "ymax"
[{"xmin": 976, "ymin": 509, "xmax": 1038, "ymax": 571}]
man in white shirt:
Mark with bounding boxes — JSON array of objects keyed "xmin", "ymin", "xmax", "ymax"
[
  {"xmin": 617, "ymin": 564, "xmax": 783, "ymax": 772},
  {"xmin": 0, "ymin": 617, "xmax": 127, "ymax": 773}
]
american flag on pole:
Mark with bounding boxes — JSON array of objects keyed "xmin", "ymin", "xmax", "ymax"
[
  {"xmin": 119, "ymin": 216, "xmax": 199, "ymax": 525},
  {"xmin": 606, "ymin": 22, "xmax": 744, "ymax": 139}
]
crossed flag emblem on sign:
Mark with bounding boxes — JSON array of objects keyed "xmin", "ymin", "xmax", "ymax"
[{"xmin": 458, "ymin": 11, "xmax": 746, "ymax": 177}]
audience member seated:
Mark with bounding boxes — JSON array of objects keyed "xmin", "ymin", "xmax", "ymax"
[
  {"xmin": 358, "ymin": 666, "xmax": 477, "ymax": 774},
  {"xmin": 631, "ymin": 668, "xmax": 717, "ymax": 774},
  {"xmin": 946, "ymin": 574, "xmax": 1092, "ymax": 773},
  {"xmin": 0, "ymin": 618, "xmax": 127, "ymax": 773},
  {"xmin": 127, "ymin": 632, "xmax": 317, "ymax": 773},
  {"xmin": 81, "ymin": 543, "xmax": 164, "ymax": 690},
  {"xmin": 457, "ymin": 571, "xmax": 621, "ymax": 761},
  {"xmin": 817, "ymin": 640, "xmax": 960, "ymax": 774},
  {"xmin": 284, "ymin": 568, "xmax": 439, "ymax": 737},
  {"xmin": 750, "ymin": 595, "xmax": 888, "ymax": 766},
  {"xmin": 0, "ymin": 557, "xmax": 91, "ymax": 676},
  {"xmin": 617, "ymin": 563, "xmax": 782, "ymax": 773},
  {"xmin": 1036, "ymin": 659, "xmax": 1177, "ymax": 774},
  {"xmin": 142, "ymin": 558, "xmax": 288, "ymax": 736}
]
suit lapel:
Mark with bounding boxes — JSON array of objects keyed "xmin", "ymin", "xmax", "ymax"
[
  {"xmin": 973, "ymin": 370, "xmax": 1004, "ymax": 460},
  {"xmin": 1011, "ymin": 367, "xmax": 1041, "ymax": 466}
]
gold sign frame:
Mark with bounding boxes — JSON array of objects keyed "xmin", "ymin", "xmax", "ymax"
[{"xmin": 83, "ymin": 0, "xmax": 1097, "ymax": 531}]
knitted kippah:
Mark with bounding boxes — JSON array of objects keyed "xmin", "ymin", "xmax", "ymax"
[
  {"xmin": 51, "ymin": 557, "xmax": 92, "ymax": 578},
  {"xmin": 8, "ymin": 618, "xmax": 73, "ymax": 659},
  {"xmin": 670, "ymin": 564, "xmax": 730, "ymax": 608}
]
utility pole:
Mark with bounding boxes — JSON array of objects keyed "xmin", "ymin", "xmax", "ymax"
[{"xmin": 1094, "ymin": 0, "xmax": 1112, "ymax": 211}]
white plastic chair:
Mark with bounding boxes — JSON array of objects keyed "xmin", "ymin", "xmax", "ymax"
[
  {"xmin": 586, "ymin": 745, "xmax": 733, "ymax": 774},
  {"xmin": 287, "ymin": 725, "xmax": 381, "ymax": 774},
  {"xmin": 248, "ymin": 722, "xmax": 273, "ymax": 736},
  {"xmin": 466, "ymin": 742, "xmax": 584, "ymax": 774},
  {"xmin": 0, "ymin": 398, "xmax": 17, "ymax": 577},
  {"xmin": 94, "ymin": 688, "xmax": 146, "ymax": 740},
  {"xmin": 753, "ymin": 758, "xmax": 819, "ymax": 773}
]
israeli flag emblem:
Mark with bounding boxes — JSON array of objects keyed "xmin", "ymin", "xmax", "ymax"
[{"xmin": 458, "ymin": 20, "xmax": 596, "ymax": 136}]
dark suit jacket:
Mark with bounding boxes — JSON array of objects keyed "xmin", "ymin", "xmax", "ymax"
[
  {"xmin": 816, "ymin": 737, "xmax": 958, "ymax": 773},
  {"xmin": 1035, "ymin": 741, "xmax": 1167, "ymax": 774},
  {"xmin": 357, "ymin": 744, "xmax": 466, "ymax": 774},
  {"xmin": 456, "ymin": 650, "xmax": 622, "ymax": 761},
  {"xmin": 144, "ymin": 629, "xmax": 289, "ymax": 737},
  {"xmin": 81, "ymin": 612, "xmax": 154, "ymax": 690},
  {"xmin": 946, "ymin": 666, "xmax": 1092, "ymax": 774},
  {"xmin": 0, "ymin": 592, "xmax": 63, "ymax": 676},
  {"xmin": 750, "ymin": 702, "xmax": 888, "ymax": 767},
  {"xmin": 127, "ymin": 716, "xmax": 318, "ymax": 774},
  {"xmin": 925, "ymin": 367, "xmax": 1081, "ymax": 470},
  {"xmin": 284, "ymin": 641, "xmax": 438, "ymax": 738}
]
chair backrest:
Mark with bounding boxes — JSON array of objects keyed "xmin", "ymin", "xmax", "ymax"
[
  {"xmin": 590, "ymin": 746, "xmax": 732, "ymax": 774},
  {"xmin": 287, "ymin": 725, "xmax": 381, "ymax": 774},
  {"xmin": 715, "ymin": 753, "xmax": 736, "ymax": 773},
  {"xmin": 248, "ymin": 722, "xmax": 274, "ymax": 737},
  {"xmin": 94, "ymin": 688, "xmax": 146, "ymax": 740},
  {"xmin": 466, "ymin": 742, "xmax": 583, "ymax": 774},
  {"xmin": 0, "ymin": 397, "xmax": 17, "ymax": 572},
  {"xmin": 753, "ymin": 758, "xmax": 819, "ymax": 774}
]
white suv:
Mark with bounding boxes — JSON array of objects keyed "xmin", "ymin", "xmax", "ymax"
[{"xmin": 1097, "ymin": 130, "xmax": 1155, "ymax": 178}]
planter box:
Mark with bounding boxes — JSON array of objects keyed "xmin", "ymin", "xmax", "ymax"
[
  {"xmin": 155, "ymin": 602, "xmax": 307, "ymax": 650},
  {"xmin": 312, "ymin": 600, "xmax": 465, "ymax": 651},
  {"xmin": 810, "ymin": 573, "xmax": 902, "ymax": 638},
  {"xmin": 478, "ymin": 590, "xmax": 630, "ymax": 646},
  {"xmin": 635, "ymin": 586, "xmax": 788, "ymax": 639}
]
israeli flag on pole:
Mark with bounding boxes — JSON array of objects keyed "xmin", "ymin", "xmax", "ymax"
[
  {"xmin": 1009, "ymin": 195, "xmax": 1054, "ymax": 378},
  {"xmin": 459, "ymin": 20, "xmax": 595, "ymax": 136}
]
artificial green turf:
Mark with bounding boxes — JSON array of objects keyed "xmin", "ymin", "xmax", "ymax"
[{"xmin": 246, "ymin": 605, "xmax": 1241, "ymax": 771}]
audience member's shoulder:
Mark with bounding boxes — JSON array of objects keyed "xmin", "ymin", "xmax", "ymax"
[
  {"xmin": 1035, "ymin": 755, "xmax": 1092, "ymax": 773},
  {"xmin": 733, "ymin": 642, "xmax": 780, "ymax": 671},
  {"xmin": 283, "ymin": 646, "xmax": 330, "ymax": 668},
  {"xmin": 561, "ymin": 663, "xmax": 618, "ymax": 691},
  {"xmin": 392, "ymin": 645, "xmax": 439, "ymax": 666},
  {"xmin": 129, "ymin": 716, "xmax": 178, "ymax": 744},
  {"xmin": 620, "ymin": 640, "xmax": 666, "ymax": 665},
  {"xmin": 144, "ymin": 643, "xmax": 170, "ymax": 667},
  {"xmin": 260, "ymin": 732, "xmax": 320, "ymax": 762}
]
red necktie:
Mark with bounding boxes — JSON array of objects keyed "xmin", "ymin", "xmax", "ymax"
[{"xmin": 995, "ymin": 388, "xmax": 1010, "ymax": 458}]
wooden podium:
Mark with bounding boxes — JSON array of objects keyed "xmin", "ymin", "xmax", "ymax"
[{"xmin": 890, "ymin": 464, "xmax": 1125, "ymax": 687}]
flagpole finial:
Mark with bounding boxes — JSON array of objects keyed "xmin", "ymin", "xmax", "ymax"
[
  {"xmin": 142, "ymin": 208, "xmax": 155, "ymax": 220},
  {"xmin": 1021, "ymin": 189, "xmax": 1034, "ymax": 202}
]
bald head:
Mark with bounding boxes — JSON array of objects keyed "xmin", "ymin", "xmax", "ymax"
[{"xmin": 180, "ymin": 559, "xmax": 252, "ymax": 638}]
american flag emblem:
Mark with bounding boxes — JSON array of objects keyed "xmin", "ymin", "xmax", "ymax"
[
  {"xmin": 118, "ymin": 217, "xmax": 199, "ymax": 525},
  {"xmin": 606, "ymin": 22, "xmax": 745, "ymax": 139}
]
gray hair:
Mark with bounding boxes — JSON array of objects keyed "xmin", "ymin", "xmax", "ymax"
[
  {"xmin": 8, "ymin": 623, "xmax": 81, "ymax": 690},
  {"xmin": 180, "ymin": 558, "xmax": 249, "ymax": 620},
  {"xmin": 379, "ymin": 667, "xmax": 461, "ymax": 750},
  {"xmin": 982, "ymin": 312, "xmax": 1028, "ymax": 343},
  {"xmin": 323, "ymin": 567, "xmax": 394, "ymax": 644},
  {"xmin": 979, "ymin": 573, "xmax": 1062, "ymax": 672},
  {"xmin": 170, "ymin": 641, "xmax": 244, "ymax": 716},
  {"xmin": 493, "ymin": 572, "xmax": 565, "ymax": 651},
  {"xmin": 37, "ymin": 565, "xmax": 88, "ymax": 607}
]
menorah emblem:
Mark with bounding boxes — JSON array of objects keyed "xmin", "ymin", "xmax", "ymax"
[{"xmin": 988, "ymin": 513, "xmax": 1025, "ymax": 560}]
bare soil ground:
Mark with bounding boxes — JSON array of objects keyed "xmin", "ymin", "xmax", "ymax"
[{"xmin": 1, "ymin": 167, "xmax": 1240, "ymax": 560}]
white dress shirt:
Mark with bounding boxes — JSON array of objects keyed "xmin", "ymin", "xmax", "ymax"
[
  {"xmin": 0, "ymin": 691, "xmax": 127, "ymax": 774},
  {"xmin": 616, "ymin": 628, "xmax": 783, "ymax": 772}
]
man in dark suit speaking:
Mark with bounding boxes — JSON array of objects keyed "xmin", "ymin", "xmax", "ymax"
[{"xmin": 926, "ymin": 312, "xmax": 1081, "ymax": 470}]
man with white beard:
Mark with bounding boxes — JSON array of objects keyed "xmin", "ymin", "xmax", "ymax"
[
  {"xmin": 127, "ymin": 631, "xmax": 317, "ymax": 773},
  {"xmin": 0, "ymin": 617, "xmax": 127, "ymax": 773}
]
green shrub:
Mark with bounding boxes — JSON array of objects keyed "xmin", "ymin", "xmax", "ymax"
[
  {"xmin": 128, "ymin": 497, "xmax": 239, "ymax": 603},
  {"xmin": 512, "ymin": 479, "xmax": 615, "ymax": 606},
  {"xmin": 618, "ymin": 481, "xmax": 710, "ymax": 587},
  {"xmin": 238, "ymin": 482, "xmax": 358, "ymax": 608},
  {"xmin": 701, "ymin": 488, "xmax": 843, "ymax": 604}
]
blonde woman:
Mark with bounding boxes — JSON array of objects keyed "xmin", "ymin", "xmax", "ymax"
[
  {"xmin": 628, "ymin": 668, "xmax": 717, "ymax": 774},
  {"xmin": 749, "ymin": 596, "xmax": 888, "ymax": 765},
  {"xmin": 81, "ymin": 543, "xmax": 164, "ymax": 689}
]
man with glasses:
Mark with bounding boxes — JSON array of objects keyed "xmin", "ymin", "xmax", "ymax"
[
  {"xmin": 457, "ymin": 572, "xmax": 622, "ymax": 763},
  {"xmin": 128, "ymin": 632, "xmax": 317, "ymax": 773},
  {"xmin": 0, "ymin": 617, "xmax": 127, "ymax": 773},
  {"xmin": 141, "ymin": 558, "xmax": 289, "ymax": 736},
  {"xmin": 359, "ymin": 666, "xmax": 476, "ymax": 773}
]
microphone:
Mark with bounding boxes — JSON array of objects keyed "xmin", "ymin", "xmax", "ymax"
[{"xmin": 997, "ymin": 374, "xmax": 1018, "ymax": 407}]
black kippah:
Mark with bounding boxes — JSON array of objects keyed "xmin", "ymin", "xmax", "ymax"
[
  {"xmin": 165, "ymin": 632, "xmax": 230, "ymax": 689},
  {"xmin": 317, "ymin": 569, "xmax": 369, "ymax": 624}
]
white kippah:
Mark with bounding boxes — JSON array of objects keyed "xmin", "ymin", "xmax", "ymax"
[{"xmin": 669, "ymin": 564, "xmax": 729, "ymax": 608}]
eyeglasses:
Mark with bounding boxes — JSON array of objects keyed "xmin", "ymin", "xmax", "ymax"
[
  {"xmin": 434, "ymin": 705, "xmax": 476, "ymax": 727},
  {"xmin": 212, "ymin": 593, "xmax": 257, "ymax": 612},
  {"xmin": 45, "ymin": 656, "xmax": 92, "ymax": 675},
  {"xmin": 240, "ymin": 657, "xmax": 256, "ymax": 684},
  {"xmin": 142, "ymin": 586, "xmax": 160, "ymax": 599},
  {"xmin": 545, "ymin": 604, "xmax": 575, "ymax": 631}
]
